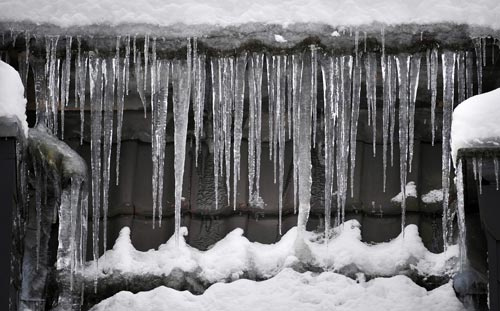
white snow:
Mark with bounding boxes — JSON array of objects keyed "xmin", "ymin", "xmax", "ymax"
[
  {"xmin": 422, "ymin": 189, "xmax": 443, "ymax": 204},
  {"xmin": 0, "ymin": 0, "xmax": 499, "ymax": 29},
  {"xmin": 451, "ymin": 87, "xmax": 500, "ymax": 165},
  {"xmin": 89, "ymin": 268, "xmax": 466, "ymax": 311},
  {"xmin": 391, "ymin": 181, "xmax": 417, "ymax": 203},
  {"xmin": 0, "ymin": 60, "xmax": 28, "ymax": 137},
  {"xmin": 84, "ymin": 219, "xmax": 458, "ymax": 283},
  {"xmin": 274, "ymin": 34, "xmax": 287, "ymax": 43}
]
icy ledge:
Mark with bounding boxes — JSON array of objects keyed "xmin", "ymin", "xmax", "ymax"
[
  {"xmin": 90, "ymin": 268, "xmax": 465, "ymax": 311},
  {"xmin": 451, "ymin": 87, "xmax": 500, "ymax": 165},
  {"xmin": 84, "ymin": 220, "xmax": 458, "ymax": 285}
]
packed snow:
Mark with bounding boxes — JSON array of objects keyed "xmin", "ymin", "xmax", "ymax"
[
  {"xmin": 84, "ymin": 220, "xmax": 458, "ymax": 284},
  {"xmin": 0, "ymin": 0, "xmax": 499, "ymax": 29},
  {"xmin": 0, "ymin": 60, "xmax": 28, "ymax": 136},
  {"xmin": 451, "ymin": 87, "xmax": 500, "ymax": 165},
  {"xmin": 390, "ymin": 181, "xmax": 417, "ymax": 203},
  {"xmin": 90, "ymin": 268, "xmax": 466, "ymax": 311},
  {"xmin": 422, "ymin": 189, "xmax": 444, "ymax": 204}
]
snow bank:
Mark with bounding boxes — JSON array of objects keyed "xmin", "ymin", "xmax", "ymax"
[
  {"xmin": 391, "ymin": 181, "xmax": 417, "ymax": 203},
  {"xmin": 84, "ymin": 220, "xmax": 458, "ymax": 284},
  {"xmin": 0, "ymin": 60, "xmax": 28, "ymax": 137},
  {"xmin": 422, "ymin": 189, "xmax": 443, "ymax": 204},
  {"xmin": 89, "ymin": 268, "xmax": 466, "ymax": 311},
  {"xmin": 451, "ymin": 87, "xmax": 500, "ymax": 164},
  {"xmin": 0, "ymin": 0, "xmax": 499, "ymax": 29}
]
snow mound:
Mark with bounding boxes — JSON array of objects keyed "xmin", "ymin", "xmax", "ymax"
[
  {"xmin": 0, "ymin": 60, "xmax": 28, "ymax": 137},
  {"xmin": 391, "ymin": 181, "xmax": 417, "ymax": 203},
  {"xmin": 422, "ymin": 189, "xmax": 443, "ymax": 204},
  {"xmin": 451, "ymin": 87, "xmax": 500, "ymax": 165},
  {"xmin": 84, "ymin": 220, "xmax": 458, "ymax": 283},
  {"xmin": 0, "ymin": 0, "xmax": 499, "ymax": 29},
  {"xmin": 89, "ymin": 268, "xmax": 466, "ymax": 311}
]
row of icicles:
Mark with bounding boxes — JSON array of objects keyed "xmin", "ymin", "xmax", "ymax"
[{"xmin": 2, "ymin": 31, "xmax": 499, "ymax": 268}]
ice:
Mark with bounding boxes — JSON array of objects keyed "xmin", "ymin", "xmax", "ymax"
[
  {"xmin": 60, "ymin": 36, "xmax": 72, "ymax": 140},
  {"xmin": 102, "ymin": 58, "xmax": 115, "ymax": 252},
  {"xmin": 152, "ymin": 60, "xmax": 170, "ymax": 227},
  {"xmin": 116, "ymin": 36, "xmax": 129, "ymax": 185},
  {"xmin": 429, "ymin": 48, "xmax": 438, "ymax": 146},
  {"xmin": 277, "ymin": 55, "xmax": 286, "ymax": 234},
  {"xmin": 389, "ymin": 56, "xmax": 397, "ymax": 167},
  {"xmin": 474, "ymin": 38, "xmax": 483, "ymax": 95},
  {"xmin": 495, "ymin": 157, "xmax": 499, "ymax": 191},
  {"xmin": 365, "ymin": 53, "xmax": 377, "ymax": 156},
  {"xmin": 296, "ymin": 51, "xmax": 314, "ymax": 233},
  {"xmin": 89, "ymin": 54, "xmax": 103, "ymax": 278},
  {"xmin": 465, "ymin": 51, "xmax": 474, "ymax": 99},
  {"xmin": 310, "ymin": 45, "xmax": 318, "ymax": 149},
  {"xmin": 172, "ymin": 59, "xmax": 191, "ymax": 245},
  {"xmin": 75, "ymin": 37, "xmax": 88, "ymax": 145},
  {"xmin": 192, "ymin": 38, "xmax": 206, "ymax": 167},
  {"xmin": 396, "ymin": 54, "xmax": 410, "ymax": 233},
  {"xmin": 134, "ymin": 47, "xmax": 147, "ymax": 117},
  {"xmin": 441, "ymin": 51, "xmax": 456, "ymax": 249},
  {"xmin": 292, "ymin": 53, "xmax": 304, "ymax": 213},
  {"xmin": 381, "ymin": 54, "xmax": 390, "ymax": 191},
  {"xmin": 320, "ymin": 55, "xmax": 336, "ymax": 239},
  {"xmin": 266, "ymin": 54, "xmax": 275, "ymax": 167},
  {"xmin": 351, "ymin": 55, "xmax": 361, "ymax": 196},
  {"xmin": 336, "ymin": 56, "xmax": 352, "ymax": 225},
  {"xmin": 457, "ymin": 52, "xmax": 466, "ymax": 104},
  {"xmin": 455, "ymin": 159, "xmax": 466, "ymax": 271},
  {"xmin": 45, "ymin": 35, "xmax": 59, "ymax": 135},
  {"xmin": 211, "ymin": 58, "xmax": 221, "ymax": 209},
  {"xmin": 477, "ymin": 157, "xmax": 483, "ymax": 194},
  {"xmin": 248, "ymin": 53, "xmax": 264, "ymax": 209},
  {"xmin": 232, "ymin": 53, "xmax": 247, "ymax": 209},
  {"xmin": 143, "ymin": 34, "xmax": 149, "ymax": 93},
  {"xmin": 408, "ymin": 54, "xmax": 421, "ymax": 173},
  {"xmin": 222, "ymin": 56, "xmax": 234, "ymax": 206}
]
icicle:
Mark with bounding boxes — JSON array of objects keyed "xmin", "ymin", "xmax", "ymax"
[
  {"xmin": 75, "ymin": 37, "xmax": 87, "ymax": 145},
  {"xmin": 88, "ymin": 54, "xmax": 103, "ymax": 288},
  {"xmin": 61, "ymin": 36, "xmax": 72, "ymax": 140},
  {"xmin": 286, "ymin": 56, "xmax": 293, "ymax": 140},
  {"xmin": 389, "ymin": 56, "xmax": 397, "ymax": 167},
  {"xmin": 45, "ymin": 36, "xmax": 59, "ymax": 134},
  {"xmin": 102, "ymin": 58, "xmax": 115, "ymax": 252},
  {"xmin": 430, "ymin": 48, "xmax": 438, "ymax": 146},
  {"xmin": 482, "ymin": 37, "xmax": 487, "ymax": 67},
  {"xmin": 321, "ymin": 55, "xmax": 336, "ymax": 239},
  {"xmin": 292, "ymin": 53, "xmax": 304, "ymax": 214},
  {"xmin": 152, "ymin": 60, "xmax": 170, "ymax": 228},
  {"xmin": 472, "ymin": 156, "xmax": 478, "ymax": 181},
  {"xmin": 395, "ymin": 54, "xmax": 410, "ymax": 234},
  {"xmin": 478, "ymin": 157, "xmax": 483, "ymax": 195},
  {"xmin": 474, "ymin": 38, "xmax": 483, "ymax": 94},
  {"xmin": 277, "ymin": 55, "xmax": 287, "ymax": 235},
  {"xmin": 232, "ymin": 53, "xmax": 247, "ymax": 210},
  {"xmin": 21, "ymin": 31, "xmax": 30, "ymax": 89},
  {"xmin": 222, "ymin": 57, "xmax": 234, "ymax": 206},
  {"xmin": 297, "ymin": 51, "xmax": 314, "ymax": 234},
  {"xmin": 34, "ymin": 159, "xmax": 42, "ymax": 269},
  {"xmin": 493, "ymin": 157, "xmax": 500, "ymax": 190},
  {"xmin": 193, "ymin": 39, "xmax": 206, "ymax": 167},
  {"xmin": 248, "ymin": 53, "xmax": 265, "ymax": 208},
  {"xmin": 266, "ymin": 53, "xmax": 275, "ymax": 164},
  {"xmin": 465, "ymin": 51, "xmax": 474, "ymax": 99},
  {"xmin": 365, "ymin": 53, "xmax": 377, "ymax": 156},
  {"xmin": 441, "ymin": 51, "xmax": 456, "ymax": 249},
  {"xmin": 408, "ymin": 54, "xmax": 421, "ymax": 173},
  {"xmin": 426, "ymin": 49, "xmax": 431, "ymax": 90},
  {"xmin": 211, "ymin": 58, "xmax": 221, "ymax": 210},
  {"xmin": 143, "ymin": 34, "xmax": 149, "ymax": 92},
  {"xmin": 272, "ymin": 55, "xmax": 279, "ymax": 184},
  {"xmin": 381, "ymin": 54, "xmax": 390, "ymax": 192},
  {"xmin": 457, "ymin": 52, "xmax": 466, "ymax": 104},
  {"xmin": 310, "ymin": 45, "xmax": 318, "ymax": 148},
  {"xmin": 172, "ymin": 59, "xmax": 190, "ymax": 245},
  {"xmin": 350, "ymin": 55, "xmax": 361, "ymax": 196},
  {"xmin": 337, "ymin": 55, "xmax": 353, "ymax": 225},
  {"xmin": 135, "ymin": 51, "xmax": 147, "ymax": 117},
  {"xmin": 455, "ymin": 159, "xmax": 467, "ymax": 270},
  {"xmin": 115, "ymin": 40, "xmax": 125, "ymax": 185}
]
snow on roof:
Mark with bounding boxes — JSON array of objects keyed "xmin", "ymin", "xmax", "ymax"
[
  {"xmin": 451, "ymin": 87, "xmax": 500, "ymax": 164},
  {"xmin": 0, "ymin": 0, "xmax": 499, "ymax": 29},
  {"xmin": 90, "ymin": 268, "xmax": 466, "ymax": 311},
  {"xmin": 0, "ymin": 60, "xmax": 28, "ymax": 137}
]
